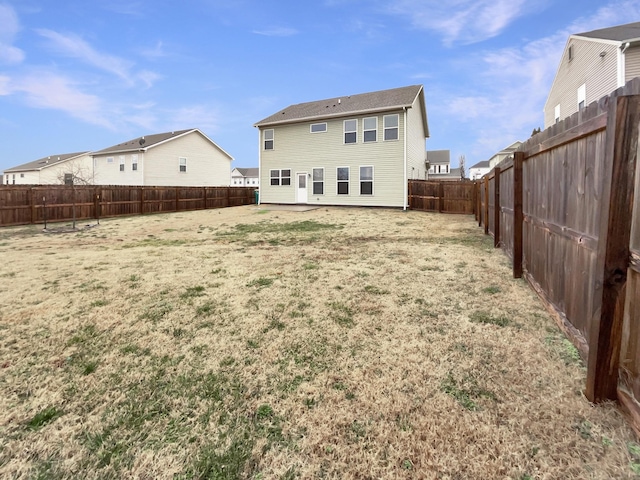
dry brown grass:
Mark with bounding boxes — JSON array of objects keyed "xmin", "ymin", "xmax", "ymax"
[{"xmin": 0, "ymin": 205, "xmax": 639, "ymax": 479}]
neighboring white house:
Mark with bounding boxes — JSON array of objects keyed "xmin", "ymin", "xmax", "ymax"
[
  {"xmin": 92, "ymin": 129, "xmax": 233, "ymax": 186},
  {"xmin": 488, "ymin": 141, "xmax": 522, "ymax": 169},
  {"xmin": 254, "ymin": 85, "xmax": 429, "ymax": 208},
  {"xmin": 231, "ymin": 167, "xmax": 259, "ymax": 187},
  {"xmin": 426, "ymin": 150, "xmax": 462, "ymax": 180},
  {"xmin": 544, "ymin": 21, "xmax": 640, "ymax": 128},
  {"xmin": 468, "ymin": 160, "xmax": 491, "ymax": 180},
  {"xmin": 3, "ymin": 152, "xmax": 92, "ymax": 185}
]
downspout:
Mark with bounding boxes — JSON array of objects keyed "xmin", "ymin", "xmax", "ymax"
[
  {"xmin": 257, "ymin": 127, "xmax": 261, "ymax": 205},
  {"xmin": 619, "ymin": 42, "xmax": 630, "ymax": 88},
  {"xmin": 403, "ymin": 107, "xmax": 408, "ymax": 211}
]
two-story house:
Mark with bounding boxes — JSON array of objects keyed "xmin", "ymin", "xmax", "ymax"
[
  {"xmin": 545, "ymin": 21, "xmax": 640, "ymax": 128},
  {"xmin": 3, "ymin": 152, "xmax": 92, "ymax": 185},
  {"xmin": 231, "ymin": 167, "xmax": 259, "ymax": 187},
  {"xmin": 254, "ymin": 85, "xmax": 429, "ymax": 208}
]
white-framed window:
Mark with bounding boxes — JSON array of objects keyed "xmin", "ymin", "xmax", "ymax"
[
  {"xmin": 312, "ymin": 168, "xmax": 324, "ymax": 195},
  {"xmin": 360, "ymin": 166, "xmax": 373, "ymax": 195},
  {"xmin": 264, "ymin": 129, "xmax": 274, "ymax": 150},
  {"xmin": 310, "ymin": 123, "xmax": 327, "ymax": 133},
  {"xmin": 20, "ymin": 173, "xmax": 24, "ymax": 178},
  {"xmin": 578, "ymin": 84, "xmax": 586, "ymax": 111},
  {"xmin": 568, "ymin": 44, "xmax": 574, "ymax": 61},
  {"xmin": 337, "ymin": 167, "xmax": 349, "ymax": 195},
  {"xmin": 119, "ymin": 156, "xmax": 125, "ymax": 172},
  {"xmin": 384, "ymin": 114, "xmax": 399, "ymax": 140},
  {"xmin": 554, "ymin": 104, "xmax": 561, "ymax": 124},
  {"xmin": 179, "ymin": 157, "xmax": 187, "ymax": 172},
  {"xmin": 12, "ymin": 174, "xmax": 15, "ymax": 184},
  {"xmin": 363, "ymin": 117, "xmax": 377, "ymax": 142},
  {"xmin": 344, "ymin": 119, "xmax": 357, "ymax": 144},
  {"xmin": 270, "ymin": 169, "xmax": 291, "ymax": 186},
  {"xmin": 131, "ymin": 154, "xmax": 138, "ymax": 171},
  {"xmin": 107, "ymin": 156, "xmax": 114, "ymax": 163}
]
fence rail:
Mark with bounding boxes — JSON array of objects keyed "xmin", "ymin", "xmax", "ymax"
[
  {"xmin": 0, "ymin": 185, "xmax": 256, "ymax": 227},
  {"xmin": 478, "ymin": 77, "xmax": 640, "ymax": 434},
  {"xmin": 408, "ymin": 180, "xmax": 476, "ymax": 214}
]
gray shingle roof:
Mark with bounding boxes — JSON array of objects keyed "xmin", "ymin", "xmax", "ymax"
[
  {"xmin": 234, "ymin": 167, "xmax": 259, "ymax": 177},
  {"xmin": 575, "ymin": 21, "xmax": 640, "ymax": 42},
  {"xmin": 427, "ymin": 150, "xmax": 450, "ymax": 165},
  {"xmin": 4, "ymin": 152, "xmax": 90, "ymax": 172},
  {"xmin": 92, "ymin": 129, "xmax": 195, "ymax": 155},
  {"xmin": 470, "ymin": 160, "xmax": 490, "ymax": 169},
  {"xmin": 255, "ymin": 85, "xmax": 425, "ymax": 127}
]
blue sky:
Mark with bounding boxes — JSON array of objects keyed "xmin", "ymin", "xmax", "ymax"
[{"xmin": 1, "ymin": 0, "xmax": 639, "ymax": 173}]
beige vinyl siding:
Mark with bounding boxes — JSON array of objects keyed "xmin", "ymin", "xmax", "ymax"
[
  {"xmin": 260, "ymin": 111, "xmax": 406, "ymax": 207},
  {"xmin": 625, "ymin": 45, "xmax": 640, "ymax": 82},
  {"xmin": 545, "ymin": 38, "xmax": 618, "ymax": 128},
  {"xmin": 144, "ymin": 132, "xmax": 231, "ymax": 186},
  {"xmin": 39, "ymin": 155, "xmax": 94, "ymax": 184},
  {"xmin": 94, "ymin": 153, "xmax": 145, "ymax": 186},
  {"xmin": 406, "ymin": 95, "xmax": 428, "ymax": 180}
]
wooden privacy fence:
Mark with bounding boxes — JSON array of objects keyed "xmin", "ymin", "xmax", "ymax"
[
  {"xmin": 408, "ymin": 180, "xmax": 477, "ymax": 214},
  {"xmin": 479, "ymin": 77, "xmax": 640, "ymax": 432},
  {"xmin": 0, "ymin": 185, "xmax": 257, "ymax": 227}
]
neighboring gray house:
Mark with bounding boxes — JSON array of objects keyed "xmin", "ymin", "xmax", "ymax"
[
  {"xmin": 3, "ymin": 152, "xmax": 92, "ymax": 185},
  {"xmin": 254, "ymin": 85, "xmax": 429, "ymax": 208},
  {"xmin": 427, "ymin": 150, "xmax": 463, "ymax": 180},
  {"xmin": 469, "ymin": 160, "xmax": 491, "ymax": 180},
  {"xmin": 545, "ymin": 21, "xmax": 640, "ymax": 128},
  {"xmin": 231, "ymin": 167, "xmax": 259, "ymax": 187},
  {"xmin": 92, "ymin": 129, "xmax": 233, "ymax": 186}
]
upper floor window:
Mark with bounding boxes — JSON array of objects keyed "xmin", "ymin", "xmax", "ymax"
[
  {"xmin": 568, "ymin": 45, "xmax": 574, "ymax": 61},
  {"xmin": 384, "ymin": 114, "xmax": 399, "ymax": 141},
  {"xmin": 344, "ymin": 119, "xmax": 357, "ymax": 144},
  {"xmin": 363, "ymin": 117, "xmax": 377, "ymax": 142},
  {"xmin": 119, "ymin": 156, "xmax": 125, "ymax": 172},
  {"xmin": 554, "ymin": 104, "xmax": 561, "ymax": 124},
  {"xmin": 179, "ymin": 157, "xmax": 187, "ymax": 172},
  {"xmin": 264, "ymin": 129, "xmax": 274, "ymax": 150},
  {"xmin": 131, "ymin": 154, "xmax": 138, "ymax": 171},
  {"xmin": 310, "ymin": 123, "xmax": 327, "ymax": 133},
  {"xmin": 107, "ymin": 156, "xmax": 114, "ymax": 164}
]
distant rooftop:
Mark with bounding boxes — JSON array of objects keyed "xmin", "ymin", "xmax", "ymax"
[
  {"xmin": 427, "ymin": 150, "xmax": 450, "ymax": 165},
  {"xmin": 93, "ymin": 129, "xmax": 195, "ymax": 155},
  {"xmin": 4, "ymin": 152, "xmax": 90, "ymax": 172}
]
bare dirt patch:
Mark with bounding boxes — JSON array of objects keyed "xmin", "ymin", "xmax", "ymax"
[{"xmin": 0, "ymin": 206, "xmax": 638, "ymax": 479}]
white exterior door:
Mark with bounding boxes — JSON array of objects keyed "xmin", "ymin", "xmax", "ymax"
[{"xmin": 297, "ymin": 173, "xmax": 308, "ymax": 203}]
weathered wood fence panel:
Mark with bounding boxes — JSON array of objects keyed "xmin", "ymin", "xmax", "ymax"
[
  {"xmin": 408, "ymin": 180, "xmax": 476, "ymax": 214},
  {"xmin": 0, "ymin": 185, "xmax": 256, "ymax": 227},
  {"xmin": 478, "ymin": 77, "xmax": 640, "ymax": 433}
]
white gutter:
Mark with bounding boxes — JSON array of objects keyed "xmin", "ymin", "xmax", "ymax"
[
  {"xmin": 619, "ymin": 42, "xmax": 630, "ymax": 88},
  {"xmin": 403, "ymin": 107, "xmax": 408, "ymax": 211}
]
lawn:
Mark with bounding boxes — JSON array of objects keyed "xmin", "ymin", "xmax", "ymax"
[{"xmin": 0, "ymin": 205, "xmax": 638, "ymax": 479}]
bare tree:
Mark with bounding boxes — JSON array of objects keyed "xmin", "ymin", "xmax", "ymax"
[
  {"xmin": 458, "ymin": 154, "xmax": 466, "ymax": 180},
  {"xmin": 54, "ymin": 159, "xmax": 95, "ymax": 229}
]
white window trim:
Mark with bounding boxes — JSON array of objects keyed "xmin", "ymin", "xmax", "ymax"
[
  {"xmin": 270, "ymin": 168, "xmax": 291, "ymax": 186},
  {"xmin": 107, "ymin": 156, "xmax": 114, "ymax": 163},
  {"xmin": 131, "ymin": 154, "xmax": 138, "ymax": 171},
  {"xmin": 363, "ymin": 117, "xmax": 377, "ymax": 143},
  {"xmin": 179, "ymin": 157, "xmax": 187, "ymax": 173},
  {"xmin": 383, "ymin": 114, "xmax": 399, "ymax": 141},
  {"xmin": 554, "ymin": 104, "xmax": 561, "ymax": 124},
  {"xmin": 337, "ymin": 166, "xmax": 350, "ymax": 195},
  {"xmin": 310, "ymin": 123, "xmax": 327, "ymax": 133},
  {"xmin": 360, "ymin": 165, "xmax": 374, "ymax": 196},
  {"xmin": 119, "ymin": 155, "xmax": 125, "ymax": 172},
  {"xmin": 312, "ymin": 167, "xmax": 324, "ymax": 196},
  {"xmin": 578, "ymin": 83, "xmax": 586, "ymax": 111},
  {"xmin": 343, "ymin": 119, "xmax": 357, "ymax": 144}
]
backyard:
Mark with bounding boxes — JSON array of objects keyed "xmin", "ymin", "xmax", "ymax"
[{"xmin": 0, "ymin": 205, "xmax": 638, "ymax": 479}]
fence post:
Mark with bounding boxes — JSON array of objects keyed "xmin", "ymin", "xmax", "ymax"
[
  {"xmin": 494, "ymin": 166, "xmax": 501, "ymax": 248},
  {"xmin": 513, "ymin": 153, "xmax": 524, "ymax": 278},
  {"xmin": 483, "ymin": 176, "xmax": 489, "ymax": 235},
  {"xmin": 586, "ymin": 94, "xmax": 640, "ymax": 403}
]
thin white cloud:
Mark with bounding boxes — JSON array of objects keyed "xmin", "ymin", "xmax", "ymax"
[
  {"xmin": 7, "ymin": 70, "xmax": 112, "ymax": 128},
  {"xmin": 384, "ymin": 0, "xmax": 537, "ymax": 46},
  {"xmin": 0, "ymin": 3, "xmax": 25, "ymax": 64},
  {"xmin": 138, "ymin": 40, "xmax": 168, "ymax": 59},
  {"xmin": 252, "ymin": 26, "xmax": 299, "ymax": 37},
  {"xmin": 35, "ymin": 29, "xmax": 160, "ymax": 88}
]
